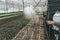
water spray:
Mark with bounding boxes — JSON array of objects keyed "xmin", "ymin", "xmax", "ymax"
[{"xmin": 24, "ymin": 5, "xmax": 39, "ymax": 24}]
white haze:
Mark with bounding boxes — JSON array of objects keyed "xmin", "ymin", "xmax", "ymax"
[
  {"xmin": 24, "ymin": 5, "xmax": 36, "ymax": 19},
  {"xmin": 24, "ymin": 5, "xmax": 39, "ymax": 24}
]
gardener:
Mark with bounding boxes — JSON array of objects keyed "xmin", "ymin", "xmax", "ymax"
[{"xmin": 47, "ymin": 11, "xmax": 60, "ymax": 40}]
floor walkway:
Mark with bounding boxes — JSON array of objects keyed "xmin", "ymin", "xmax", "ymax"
[{"xmin": 12, "ymin": 17, "xmax": 48, "ymax": 40}]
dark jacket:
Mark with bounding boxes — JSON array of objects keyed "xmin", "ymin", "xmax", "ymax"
[
  {"xmin": 46, "ymin": 0, "xmax": 60, "ymax": 40},
  {"xmin": 48, "ymin": 0, "xmax": 60, "ymax": 20}
]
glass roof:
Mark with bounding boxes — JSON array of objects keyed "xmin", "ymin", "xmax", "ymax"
[{"xmin": 0, "ymin": 0, "xmax": 48, "ymax": 13}]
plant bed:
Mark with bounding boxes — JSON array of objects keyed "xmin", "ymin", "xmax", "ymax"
[
  {"xmin": 0, "ymin": 11, "xmax": 23, "ymax": 25},
  {"xmin": 0, "ymin": 16, "xmax": 30, "ymax": 40}
]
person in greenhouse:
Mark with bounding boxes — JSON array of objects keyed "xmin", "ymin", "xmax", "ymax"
[{"xmin": 47, "ymin": 11, "xmax": 60, "ymax": 40}]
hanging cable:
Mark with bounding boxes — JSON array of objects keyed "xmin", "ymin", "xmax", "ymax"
[
  {"xmin": 22, "ymin": 0, "xmax": 24, "ymax": 10},
  {"xmin": 34, "ymin": 0, "xmax": 38, "ymax": 4},
  {"xmin": 5, "ymin": 0, "xmax": 8, "ymax": 13},
  {"xmin": 34, "ymin": 0, "xmax": 41, "ymax": 8}
]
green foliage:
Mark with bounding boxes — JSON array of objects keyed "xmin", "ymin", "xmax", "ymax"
[
  {"xmin": 0, "ymin": 16, "xmax": 29, "ymax": 40},
  {"xmin": 0, "ymin": 11, "xmax": 24, "ymax": 20}
]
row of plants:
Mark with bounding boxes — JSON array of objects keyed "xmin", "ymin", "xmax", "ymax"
[
  {"xmin": 0, "ymin": 12, "xmax": 30, "ymax": 40},
  {"xmin": 0, "ymin": 11, "xmax": 23, "ymax": 20}
]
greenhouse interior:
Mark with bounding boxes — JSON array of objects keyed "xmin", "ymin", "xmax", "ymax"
[{"xmin": 0, "ymin": 0, "xmax": 60, "ymax": 40}]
